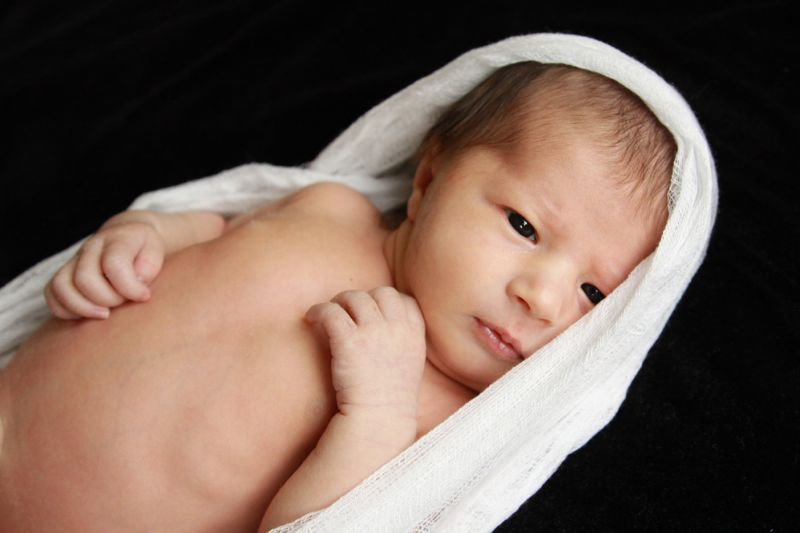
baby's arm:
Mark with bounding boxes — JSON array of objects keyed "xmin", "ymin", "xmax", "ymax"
[
  {"xmin": 259, "ymin": 287, "xmax": 426, "ymax": 531},
  {"xmin": 45, "ymin": 210, "xmax": 225, "ymax": 319}
]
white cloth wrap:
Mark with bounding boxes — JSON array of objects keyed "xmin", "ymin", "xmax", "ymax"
[{"xmin": 0, "ymin": 34, "xmax": 717, "ymax": 532}]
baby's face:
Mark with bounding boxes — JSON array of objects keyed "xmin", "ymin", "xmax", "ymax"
[{"xmin": 395, "ymin": 128, "xmax": 663, "ymax": 392}]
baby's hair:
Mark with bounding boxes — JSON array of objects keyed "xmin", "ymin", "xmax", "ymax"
[{"xmin": 417, "ymin": 61, "xmax": 676, "ymax": 226}]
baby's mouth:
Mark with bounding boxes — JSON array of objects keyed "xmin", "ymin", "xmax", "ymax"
[{"xmin": 473, "ymin": 318, "xmax": 523, "ymax": 363}]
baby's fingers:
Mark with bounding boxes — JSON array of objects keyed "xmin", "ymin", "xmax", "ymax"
[
  {"xmin": 73, "ymin": 237, "xmax": 128, "ymax": 307},
  {"xmin": 44, "ymin": 280, "xmax": 81, "ymax": 319},
  {"xmin": 102, "ymin": 238, "xmax": 153, "ymax": 302},
  {"xmin": 46, "ymin": 261, "xmax": 109, "ymax": 319},
  {"xmin": 369, "ymin": 287, "xmax": 424, "ymax": 332},
  {"xmin": 369, "ymin": 287, "xmax": 404, "ymax": 319},
  {"xmin": 131, "ymin": 232, "xmax": 164, "ymax": 286},
  {"xmin": 330, "ymin": 290, "xmax": 383, "ymax": 325},
  {"xmin": 305, "ymin": 302, "xmax": 356, "ymax": 340}
]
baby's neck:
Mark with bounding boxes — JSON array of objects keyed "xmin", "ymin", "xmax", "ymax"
[
  {"xmin": 382, "ymin": 219, "xmax": 412, "ymax": 294},
  {"xmin": 416, "ymin": 359, "xmax": 475, "ymax": 437}
]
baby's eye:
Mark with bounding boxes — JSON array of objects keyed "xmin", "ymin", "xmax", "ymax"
[
  {"xmin": 506, "ymin": 209, "xmax": 537, "ymax": 242},
  {"xmin": 581, "ymin": 283, "xmax": 605, "ymax": 305}
]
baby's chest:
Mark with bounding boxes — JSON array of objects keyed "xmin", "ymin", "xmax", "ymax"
[
  {"xmin": 143, "ymin": 212, "xmax": 392, "ymax": 428},
  {"xmin": 5, "ymin": 208, "xmax": 394, "ymax": 528},
  {"xmin": 185, "ymin": 214, "xmax": 391, "ymax": 319},
  {"xmin": 145, "ymin": 216, "xmax": 394, "ymax": 497}
]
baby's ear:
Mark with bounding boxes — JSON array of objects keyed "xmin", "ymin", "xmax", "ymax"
[{"xmin": 407, "ymin": 147, "xmax": 439, "ymax": 221}]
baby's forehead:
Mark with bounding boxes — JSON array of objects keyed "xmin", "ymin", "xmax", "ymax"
[{"xmin": 496, "ymin": 137, "xmax": 664, "ymax": 230}]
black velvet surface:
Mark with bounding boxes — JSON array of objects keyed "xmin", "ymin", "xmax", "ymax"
[{"xmin": 1, "ymin": 2, "xmax": 797, "ymax": 531}]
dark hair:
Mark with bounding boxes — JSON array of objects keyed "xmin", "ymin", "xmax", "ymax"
[{"xmin": 417, "ymin": 61, "xmax": 676, "ymax": 225}]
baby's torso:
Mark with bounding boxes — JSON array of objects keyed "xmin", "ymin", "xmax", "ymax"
[{"xmin": 0, "ymin": 186, "xmax": 456, "ymax": 532}]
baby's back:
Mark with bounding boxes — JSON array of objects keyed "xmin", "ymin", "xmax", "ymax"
[{"xmin": 0, "ymin": 183, "xmax": 393, "ymax": 532}]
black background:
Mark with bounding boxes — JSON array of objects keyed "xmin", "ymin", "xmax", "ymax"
[{"xmin": 1, "ymin": 1, "xmax": 797, "ymax": 531}]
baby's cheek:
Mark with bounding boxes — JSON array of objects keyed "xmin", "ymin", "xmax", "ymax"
[
  {"xmin": 559, "ymin": 300, "xmax": 589, "ymax": 337},
  {"xmin": 575, "ymin": 291, "xmax": 594, "ymax": 317}
]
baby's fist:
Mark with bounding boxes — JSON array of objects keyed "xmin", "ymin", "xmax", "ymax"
[
  {"xmin": 306, "ymin": 287, "xmax": 426, "ymax": 419},
  {"xmin": 45, "ymin": 221, "xmax": 164, "ymax": 320}
]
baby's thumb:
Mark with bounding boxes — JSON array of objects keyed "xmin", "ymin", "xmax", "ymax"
[{"xmin": 133, "ymin": 238, "xmax": 164, "ymax": 285}]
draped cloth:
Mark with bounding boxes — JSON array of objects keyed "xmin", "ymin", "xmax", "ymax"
[{"xmin": 0, "ymin": 34, "xmax": 716, "ymax": 532}]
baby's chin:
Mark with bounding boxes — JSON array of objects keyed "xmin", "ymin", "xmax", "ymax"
[{"xmin": 426, "ymin": 347, "xmax": 517, "ymax": 394}]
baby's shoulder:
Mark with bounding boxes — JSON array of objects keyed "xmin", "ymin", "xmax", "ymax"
[
  {"xmin": 230, "ymin": 181, "xmax": 384, "ymax": 237},
  {"xmin": 276, "ymin": 181, "xmax": 381, "ymax": 223},
  {"xmin": 244, "ymin": 182, "xmax": 391, "ymax": 290}
]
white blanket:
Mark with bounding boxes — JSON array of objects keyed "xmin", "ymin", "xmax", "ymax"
[{"xmin": 0, "ymin": 34, "xmax": 717, "ymax": 531}]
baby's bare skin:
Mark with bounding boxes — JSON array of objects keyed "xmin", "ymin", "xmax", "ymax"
[
  {"xmin": 0, "ymin": 184, "xmax": 472, "ymax": 532},
  {"xmin": 0, "ymin": 111, "xmax": 666, "ymax": 530}
]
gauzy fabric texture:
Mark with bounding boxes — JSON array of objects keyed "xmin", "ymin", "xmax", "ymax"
[{"xmin": 0, "ymin": 34, "xmax": 717, "ymax": 531}]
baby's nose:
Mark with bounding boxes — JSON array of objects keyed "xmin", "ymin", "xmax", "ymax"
[{"xmin": 508, "ymin": 264, "xmax": 571, "ymax": 323}]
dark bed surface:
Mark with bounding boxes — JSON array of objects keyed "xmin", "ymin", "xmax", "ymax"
[{"xmin": 1, "ymin": 2, "xmax": 796, "ymax": 531}]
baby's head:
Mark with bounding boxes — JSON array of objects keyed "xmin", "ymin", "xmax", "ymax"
[
  {"xmin": 387, "ymin": 62, "xmax": 676, "ymax": 391},
  {"xmin": 418, "ymin": 62, "xmax": 675, "ymax": 227}
]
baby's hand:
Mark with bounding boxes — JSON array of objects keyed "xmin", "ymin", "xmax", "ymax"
[
  {"xmin": 45, "ymin": 219, "xmax": 165, "ymax": 320},
  {"xmin": 306, "ymin": 287, "xmax": 426, "ymax": 421}
]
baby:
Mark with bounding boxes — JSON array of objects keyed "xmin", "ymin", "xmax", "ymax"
[{"xmin": 0, "ymin": 62, "xmax": 675, "ymax": 532}]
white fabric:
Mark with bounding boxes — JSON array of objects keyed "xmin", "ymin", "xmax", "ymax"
[{"xmin": 0, "ymin": 34, "xmax": 717, "ymax": 532}]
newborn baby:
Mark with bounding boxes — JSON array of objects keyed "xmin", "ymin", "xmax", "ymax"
[{"xmin": 0, "ymin": 62, "xmax": 675, "ymax": 532}]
